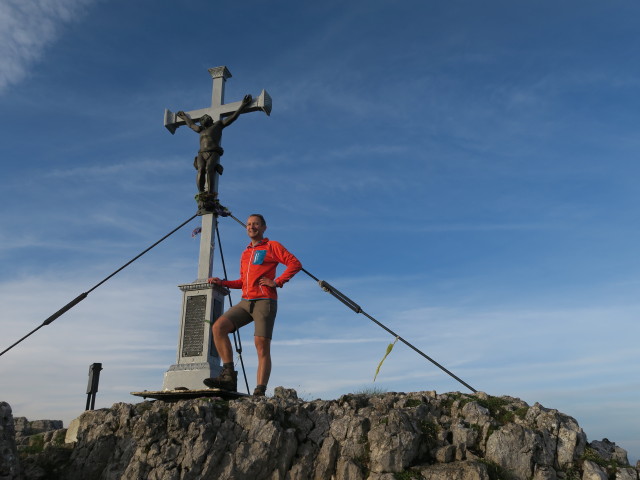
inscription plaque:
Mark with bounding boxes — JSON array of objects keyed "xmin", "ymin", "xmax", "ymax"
[{"xmin": 182, "ymin": 295, "xmax": 206, "ymax": 357}]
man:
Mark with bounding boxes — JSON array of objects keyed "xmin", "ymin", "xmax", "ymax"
[
  {"xmin": 176, "ymin": 93, "xmax": 253, "ymax": 194},
  {"xmin": 205, "ymin": 214, "xmax": 302, "ymax": 396}
]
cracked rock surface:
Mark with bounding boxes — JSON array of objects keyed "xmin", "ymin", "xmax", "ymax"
[{"xmin": 4, "ymin": 388, "xmax": 639, "ymax": 480}]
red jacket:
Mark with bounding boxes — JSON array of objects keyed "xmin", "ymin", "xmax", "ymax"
[{"xmin": 221, "ymin": 238, "xmax": 302, "ymax": 300}]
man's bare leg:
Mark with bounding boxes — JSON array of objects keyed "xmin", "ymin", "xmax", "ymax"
[
  {"xmin": 254, "ymin": 336, "xmax": 271, "ymax": 395},
  {"xmin": 204, "ymin": 316, "xmax": 238, "ymax": 390},
  {"xmin": 212, "ymin": 316, "xmax": 235, "ymax": 364}
]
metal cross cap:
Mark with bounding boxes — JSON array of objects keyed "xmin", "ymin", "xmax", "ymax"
[{"xmin": 163, "ymin": 66, "xmax": 272, "ymax": 134}]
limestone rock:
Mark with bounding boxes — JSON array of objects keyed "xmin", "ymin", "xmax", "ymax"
[
  {"xmin": 590, "ymin": 438, "xmax": 630, "ymax": 465},
  {"xmin": 615, "ymin": 467, "xmax": 639, "ymax": 480},
  {"xmin": 7, "ymin": 389, "xmax": 639, "ymax": 480},
  {"xmin": 460, "ymin": 401, "xmax": 492, "ymax": 427},
  {"xmin": 582, "ymin": 459, "xmax": 608, "ymax": 480},
  {"xmin": 485, "ymin": 423, "xmax": 538, "ymax": 480},
  {"xmin": 274, "ymin": 387, "xmax": 298, "ymax": 400},
  {"xmin": 13, "ymin": 418, "xmax": 63, "ymax": 447},
  {"xmin": 523, "ymin": 402, "xmax": 587, "ymax": 471},
  {"xmin": 532, "ymin": 464, "xmax": 557, "ymax": 480},
  {"xmin": 0, "ymin": 402, "xmax": 21, "ymax": 480},
  {"xmin": 417, "ymin": 460, "xmax": 491, "ymax": 480}
]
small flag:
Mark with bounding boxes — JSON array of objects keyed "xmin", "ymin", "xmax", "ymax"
[
  {"xmin": 191, "ymin": 227, "xmax": 202, "ymax": 238},
  {"xmin": 373, "ymin": 336, "xmax": 399, "ymax": 382}
]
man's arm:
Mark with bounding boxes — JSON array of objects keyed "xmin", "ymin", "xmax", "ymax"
[
  {"xmin": 270, "ymin": 241, "xmax": 302, "ymax": 287},
  {"xmin": 176, "ymin": 111, "xmax": 202, "ymax": 133},
  {"xmin": 221, "ymin": 94, "xmax": 252, "ymax": 128},
  {"xmin": 208, "ymin": 276, "xmax": 243, "ymax": 289}
]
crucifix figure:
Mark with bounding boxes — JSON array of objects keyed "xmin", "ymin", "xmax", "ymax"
[
  {"xmin": 177, "ymin": 94, "xmax": 252, "ymax": 196},
  {"xmin": 165, "ymin": 66, "xmax": 271, "ymax": 213}
]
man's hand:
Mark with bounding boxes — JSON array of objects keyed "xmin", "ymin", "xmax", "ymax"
[
  {"xmin": 258, "ymin": 277, "xmax": 277, "ymax": 288},
  {"xmin": 241, "ymin": 94, "xmax": 252, "ymax": 107},
  {"xmin": 208, "ymin": 277, "xmax": 223, "ymax": 285},
  {"xmin": 177, "ymin": 110, "xmax": 188, "ymax": 119}
]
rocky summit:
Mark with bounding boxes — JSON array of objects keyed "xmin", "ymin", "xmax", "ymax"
[{"xmin": 2, "ymin": 388, "xmax": 638, "ymax": 480}]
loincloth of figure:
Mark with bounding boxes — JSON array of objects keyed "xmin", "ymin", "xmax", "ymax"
[
  {"xmin": 194, "ymin": 147, "xmax": 224, "ymax": 168},
  {"xmin": 194, "ymin": 147, "xmax": 225, "ymax": 175}
]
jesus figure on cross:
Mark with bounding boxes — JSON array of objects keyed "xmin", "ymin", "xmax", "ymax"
[{"xmin": 177, "ymin": 93, "xmax": 253, "ymax": 195}]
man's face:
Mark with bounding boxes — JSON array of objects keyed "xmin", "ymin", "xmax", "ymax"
[
  {"xmin": 200, "ymin": 115, "xmax": 213, "ymax": 126},
  {"xmin": 246, "ymin": 216, "xmax": 267, "ymax": 241}
]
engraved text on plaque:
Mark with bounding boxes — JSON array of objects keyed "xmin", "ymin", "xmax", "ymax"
[{"xmin": 182, "ymin": 295, "xmax": 206, "ymax": 357}]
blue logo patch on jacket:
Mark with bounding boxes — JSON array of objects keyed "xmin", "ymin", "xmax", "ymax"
[{"xmin": 252, "ymin": 250, "xmax": 267, "ymax": 265}]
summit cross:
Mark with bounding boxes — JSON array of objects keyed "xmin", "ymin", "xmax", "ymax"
[{"xmin": 159, "ymin": 67, "xmax": 272, "ymax": 392}]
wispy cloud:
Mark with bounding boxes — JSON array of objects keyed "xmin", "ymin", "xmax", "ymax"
[
  {"xmin": 0, "ymin": 0, "xmax": 96, "ymax": 93},
  {"xmin": 45, "ymin": 157, "xmax": 184, "ymax": 179}
]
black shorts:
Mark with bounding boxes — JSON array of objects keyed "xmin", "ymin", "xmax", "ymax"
[{"xmin": 223, "ymin": 299, "xmax": 278, "ymax": 339}]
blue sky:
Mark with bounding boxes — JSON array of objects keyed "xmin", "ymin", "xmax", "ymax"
[{"xmin": 1, "ymin": 0, "xmax": 640, "ymax": 463}]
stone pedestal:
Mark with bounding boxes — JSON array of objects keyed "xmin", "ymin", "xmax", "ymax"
[{"xmin": 162, "ymin": 281, "xmax": 226, "ymax": 390}]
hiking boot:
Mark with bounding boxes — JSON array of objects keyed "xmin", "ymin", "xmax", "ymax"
[
  {"xmin": 203, "ymin": 366, "xmax": 237, "ymax": 391},
  {"xmin": 253, "ymin": 384, "xmax": 267, "ymax": 397}
]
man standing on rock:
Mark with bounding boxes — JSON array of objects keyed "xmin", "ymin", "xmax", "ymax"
[{"xmin": 205, "ymin": 214, "xmax": 302, "ymax": 396}]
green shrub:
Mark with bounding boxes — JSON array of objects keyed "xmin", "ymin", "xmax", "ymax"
[
  {"xmin": 394, "ymin": 470, "xmax": 422, "ymax": 480},
  {"xmin": 474, "ymin": 396, "xmax": 519, "ymax": 425},
  {"xmin": 21, "ymin": 433, "xmax": 45, "ymax": 455},
  {"xmin": 352, "ymin": 385, "xmax": 388, "ymax": 396},
  {"xmin": 405, "ymin": 398, "xmax": 423, "ymax": 408},
  {"xmin": 582, "ymin": 447, "xmax": 619, "ymax": 479},
  {"xmin": 514, "ymin": 407, "xmax": 528, "ymax": 419}
]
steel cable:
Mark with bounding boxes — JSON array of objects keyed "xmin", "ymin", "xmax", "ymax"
[{"xmin": 0, "ymin": 213, "xmax": 198, "ymax": 358}]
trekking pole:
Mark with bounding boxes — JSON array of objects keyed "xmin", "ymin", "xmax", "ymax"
[{"xmin": 215, "ymin": 225, "xmax": 251, "ymax": 394}]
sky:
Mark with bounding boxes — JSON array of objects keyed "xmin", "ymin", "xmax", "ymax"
[{"xmin": 1, "ymin": 0, "xmax": 639, "ymax": 464}]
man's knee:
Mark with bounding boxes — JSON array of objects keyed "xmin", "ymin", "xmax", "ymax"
[
  {"xmin": 254, "ymin": 336, "xmax": 271, "ymax": 357},
  {"xmin": 213, "ymin": 316, "xmax": 235, "ymax": 336}
]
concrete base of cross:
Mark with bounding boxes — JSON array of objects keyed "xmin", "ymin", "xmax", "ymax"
[
  {"xmin": 162, "ymin": 362, "xmax": 222, "ymax": 391},
  {"xmin": 160, "ymin": 283, "xmax": 227, "ymax": 392}
]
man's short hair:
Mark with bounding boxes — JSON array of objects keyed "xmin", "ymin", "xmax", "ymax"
[{"xmin": 248, "ymin": 214, "xmax": 266, "ymax": 226}]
